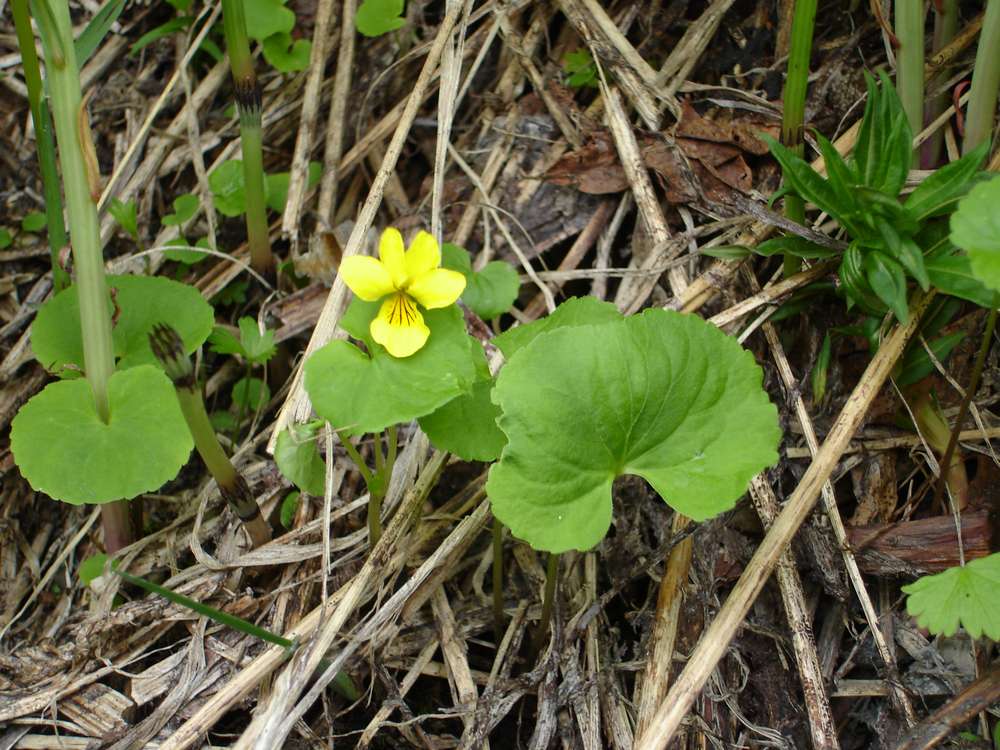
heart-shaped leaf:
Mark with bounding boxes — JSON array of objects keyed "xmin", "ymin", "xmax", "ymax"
[
  {"xmin": 32, "ymin": 275, "xmax": 215, "ymax": 375},
  {"xmin": 486, "ymin": 308, "xmax": 780, "ymax": 552},
  {"xmin": 355, "ymin": 0, "xmax": 406, "ymax": 36},
  {"xmin": 275, "ymin": 423, "xmax": 326, "ymax": 495},
  {"xmin": 442, "ymin": 243, "xmax": 520, "ymax": 319},
  {"xmin": 951, "ymin": 174, "xmax": 1000, "ymax": 293},
  {"xmin": 493, "ymin": 296, "xmax": 622, "ymax": 359},
  {"xmin": 11, "ymin": 366, "xmax": 193, "ymax": 504},
  {"xmin": 304, "ymin": 300, "xmax": 478, "ymax": 435},
  {"xmin": 243, "ymin": 0, "xmax": 295, "ymax": 41},
  {"xmin": 262, "ymin": 32, "xmax": 311, "ymax": 73}
]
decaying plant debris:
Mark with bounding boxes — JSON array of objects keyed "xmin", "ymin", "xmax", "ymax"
[{"xmin": 0, "ymin": 0, "xmax": 998, "ymax": 748}]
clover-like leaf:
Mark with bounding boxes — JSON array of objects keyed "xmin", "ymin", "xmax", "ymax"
[
  {"xmin": 209, "ymin": 160, "xmax": 247, "ymax": 217},
  {"xmin": 442, "ymin": 243, "xmax": 520, "ymax": 320},
  {"xmin": 32, "ymin": 275, "xmax": 214, "ymax": 375},
  {"xmin": 951, "ymin": 174, "xmax": 1000, "ymax": 293},
  {"xmin": 419, "ymin": 345, "xmax": 504, "ymax": 461},
  {"xmin": 210, "ymin": 317, "xmax": 277, "ymax": 364},
  {"xmin": 902, "ymin": 553, "xmax": 1000, "ymax": 640},
  {"xmin": 486, "ymin": 308, "xmax": 780, "ymax": 552},
  {"xmin": 275, "ymin": 423, "xmax": 326, "ymax": 495},
  {"xmin": 304, "ymin": 300, "xmax": 478, "ymax": 436},
  {"xmin": 162, "ymin": 193, "xmax": 199, "ymax": 227},
  {"xmin": 10, "ymin": 366, "xmax": 194, "ymax": 504},
  {"xmin": 355, "ymin": 0, "xmax": 406, "ymax": 36},
  {"xmin": 262, "ymin": 32, "xmax": 311, "ymax": 73},
  {"xmin": 243, "ymin": 0, "xmax": 295, "ymax": 41},
  {"xmin": 493, "ymin": 296, "xmax": 622, "ymax": 359}
]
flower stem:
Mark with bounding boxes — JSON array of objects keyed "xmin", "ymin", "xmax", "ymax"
[
  {"xmin": 962, "ymin": 0, "xmax": 1000, "ymax": 154},
  {"xmin": 150, "ymin": 324, "xmax": 271, "ymax": 548},
  {"xmin": 531, "ymin": 552, "xmax": 560, "ymax": 658},
  {"xmin": 492, "ymin": 519, "xmax": 505, "ymax": 644},
  {"xmin": 11, "ymin": 0, "xmax": 69, "ymax": 290},
  {"xmin": 220, "ymin": 0, "xmax": 272, "ymax": 277},
  {"xmin": 895, "ymin": 0, "xmax": 925, "ymax": 162},
  {"xmin": 931, "ymin": 307, "xmax": 997, "ymax": 508},
  {"xmin": 779, "ymin": 0, "xmax": 818, "ymax": 277}
]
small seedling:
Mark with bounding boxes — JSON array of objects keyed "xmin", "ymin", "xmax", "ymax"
[
  {"xmin": 355, "ymin": 0, "xmax": 406, "ymax": 37},
  {"xmin": 562, "ymin": 49, "xmax": 599, "ymax": 89},
  {"xmin": 209, "ymin": 316, "xmax": 277, "ymax": 438}
]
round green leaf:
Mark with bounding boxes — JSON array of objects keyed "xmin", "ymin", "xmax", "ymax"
[
  {"xmin": 22, "ymin": 212, "xmax": 47, "ymax": 233},
  {"xmin": 902, "ymin": 552, "xmax": 1000, "ymax": 640},
  {"xmin": 951, "ymin": 175, "xmax": 1000, "ymax": 293},
  {"xmin": 355, "ymin": 0, "xmax": 406, "ymax": 36},
  {"xmin": 419, "ymin": 346, "xmax": 504, "ymax": 461},
  {"xmin": 243, "ymin": 0, "xmax": 295, "ymax": 41},
  {"xmin": 274, "ymin": 424, "xmax": 326, "ymax": 495},
  {"xmin": 493, "ymin": 296, "xmax": 622, "ymax": 359},
  {"xmin": 486, "ymin": 309, "xmax": 780, "ymax": 553},
  {"xmin": 262, "ymin": 32, "xmax": 312, "ymax": 73},
  {"xmin": 78, "ymin": 553, "xmax": 109, "ymax": 585},
  {"xmin": 463, "ymin": 262, "xmax": 520, "ymax": 320},
  {"xmin": 305, "ymin": 302, "xmax": 478, "ymax": 436},
  {"xmin": 11, "ymin": 366, "xmax": 194, "ymax": 504},
  {"xmin": 31, "ymin": 275, "xmax": 215, "ymax": 374},
  {"xmin": 208, "ymin": 160, "xmax": 247, "ymax": 217},
  {"xmin": 0, "ymin": 228, "xmax": 13, "ymax": 249}
]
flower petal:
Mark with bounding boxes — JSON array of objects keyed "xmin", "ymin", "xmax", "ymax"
[
  {"xmin": 338, "ymin": 256, "xmax": 394, "ymax": 301},
  {"xmin": 404, "ymin": 231, "xmax": 441, "ymax": 279},
  {"xmin": 370, "ymin": 294, "xmax": 430, "ymax": 358},
  {"xmin": 378, "ymin": 228, "xmax": 407, "ymax": 287},
  {"xmin": 406, "ymin": 268, "xmax": 466, "ymax": 309}
]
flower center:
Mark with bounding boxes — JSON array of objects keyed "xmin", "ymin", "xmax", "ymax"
[{"xmin": 388, "ymin": 293, "xmax": 418, "ymax": 326}]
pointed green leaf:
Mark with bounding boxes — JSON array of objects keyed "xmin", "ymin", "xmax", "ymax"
[
  {"xmin": 902, "ymin": 553, "xmax": 1000, "ymax": 639},
  {"xmin": 876, "ymin": 220, "xmax": 929, "ymax": 290},
  {"xmin": 894, "ymin": 331, "xmax": 965, "ymax": 387},
  {"xmin": 275, "ymin": 424, "xmax": 326, "ymax": 495},
  {"xmin": 950, "ymin": 174, "xmax": 1000, "ymax": 293},
  {"xmin": 493, "ymin": 296, "xmax": 622, "ymax": 359},
  {"xmin": 486, "ymin": 309, "xmax": 780, "ymax": 553},
  {"xmin": 11, "ymin": 366, "xmax": 193, "ymax": 504},
  {"xmin": 864, "ymin": 251, "xmax": 909, "ymax": 322},
  {"xmin": 754, "ymin": 235, "xmax": 838, "ymax": 259},
  {"xmin": 108, "ymin": 198, "xmax": 139, "ymax": 239},
  {"xmin": 764, "ymin": 135, "xmax": 850, "ymax": 220},
  {"xmin": 905, "ymin": 142, "xmax": 989, "ymax": 221},
  {"xmin": 237, "ymin": 317, "xmax": 277, "ymax": 363},
  {"xmin": 926, "ymin": 251, "xmax": 1000, "ymax": 307}
]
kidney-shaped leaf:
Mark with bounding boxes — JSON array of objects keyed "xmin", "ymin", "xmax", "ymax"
[
  {"xmin": 304, "ymin": 301, "xmax": 478, "ymax": 436},
  {"xmin": 486, "ymin": 309, "xmax": 780, "ymax": 552},
  {"xmin": 11, "ymin": 365, "xmax": 193, "ymax": 504},
  {"xmin": 902, "ymin": 552, "xmax": 1000, "ymax": 640},
  {"xmin": 950, "ymin": 174, "xmax": 1000, "ymax": 293},
  {"xmin": 493, "ymin": 296, "xmax": 622, "ymax": 359},
  {"xmin": 32, "ymin": 275, "xmax": 214, "ymax": 375}
]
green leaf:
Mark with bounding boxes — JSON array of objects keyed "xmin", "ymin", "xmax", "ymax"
[
  {"xmin": 441, "ymin": 242, "xmax": 473, "ymax": 274},
  {"xmin": 355, "ymin": 0, "xmax": 406, "ymax": 36},
  {"xmin": 208, "ymin": 326, "xmax": 245, "ymax": 357},
  {"xmin": 11, "ymin": 366, "xmax": 193, "ymax": 504},
  {"xmin": 699, "ymin": 244, "xmax": 753, "ymax": 260},
  {"xmin": 280, "ymin": 491, "xmax": 300, "ymax": 529},
  {"xmin": 902, "ymin": 552, "xmax": 1000, "ymax": 639},
  {"xmin": 163, "ymin": 236, "xmax": 210, "ymax": 265},
  {"xmin": 563, "ymin": 49, "xmax": 598, "ymax": 88},
  {"xmin": 754, "ymin": 235, "xmax": 838, "ymax": 259},
  {"xmin": 213, "ymin": 279, "xmax": 249, "ymax": 306},
  {"xmin": 209, "ymin": 160, "xmax": 247, "ymax": 217},
  {"xmin": 0, "ymin": 228, "xmax": 13, "ymax": 249},
  {"xmin": 22, "ymin": 212, "xmax": 47, "ymax": 233},
  {"xmin": 231, "ymin": 377, "xmax": 270, "ymax": 409},
  {"xmin": 493, "ymin": 296, "xmax": 622, "ymax": 359},
  {"xmin": 812, "ymin": 332, "xmax": 831, "ymax": 404},
  {"xmin": 418, "ymin": 346, "xmax": 505, "ymax": 461},
  {"xmin": 264, "ymin": 162, "xmax": 322, "ymax": 213},
  {"xmin": 894, "ymin": 331, "xmax": 965, "ymax": 387},
  {"xmin": 813, "ymin": 131, "xmax": 858, "ymax": 209},
  {"xmin": 243, "ymin": 0, "xmax": 295, "ymax": 41},
  {"xmin": 167, "ymin": 0, "xmax": 194, "ymax": 10},
  {"xmin": 875, "ymin": 220, "xmax": 929, "ymax": 290},
  {"xmin": 32, "ymin": 275, "xmax": 215, "ymax": 375},
  {"xmin": 210, "ymin": 410, "xmax": 239, "ymax": 432},
  {"xmin": 905, "ymin": 142, "xmax": 990, "ymax": 221},
  {"xmin": 486, "ymin": 309, "xmax": 780, "ymax": 553},
  {"xmin": 304, "ymin": 301, "xmax": 478, "ymax": 436},
  {"xmin": 926, "ymin": 251, "xmax": 1000, "ymax": 308},
  {"xmin": 130, "ymin": 16, "xmax": 195, "ymax": 54},
  {"xmin": 864, "ymin": 251, "xmax": 909, "ymax": 322},
  {"xmin": 951, "ymin": 174, "xmax": 1000, "ymax": 294},
  {"xmin": 443, "ymin": 245, "xmax": 520, "ymax": 319},
  {"xmin": 274, "ymin": 424, "xmax": 326, "ymax": 495},
  {"xmin": 108, "ymin": 198, "xmax": 138, "ymax": 239},
  {"xmin": 78, "ymin": 553, "xmax": 109, "ymax": 585},
  {"xmin": 162, "ymin": 193, "xmax": 199, "ymax": 227},
  {"xmin": 764, "ymin": 135, "xmax": 850, "ymax": 221},
  {"xmin": 75, "ymin": 0, "xmax": 127, "ymax": 66},
  {"xmin": 839, "ymin": 243, "xmax": 886, "ymax": 314},
  {"xmin": 238, "ymin": 317, "xmax": 277, "ymax": 363},
  {"xmin": 262, "ymin": 32, "xmax": 311, "ymax": 72}
]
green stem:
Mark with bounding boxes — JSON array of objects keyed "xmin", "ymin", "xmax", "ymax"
[
  {"xmin": 931, "ymin": 307, "xmax": 997, "ymax": 508},
  {"xmin": 531, "ymin": 552, "xmax": 560, "ymax": 657},
  {"xmin": 11, "ymin": 0, "xmax": 69, "ymax": 290},
  {"xmin": 338, "ymin": 431, "xmax": 374, "ymax": 488},
  {"xmin": 922, "ymin": 0, "xmax": 958, "ymax": 167},
  {"xmin": 779, "ymin": 0, "xmax": 818, "ymax": 277},
  {"xmin": 149, "ymin": 324, "xmax": 271, "ymax": 547},
  {"xmin": 220, "ymin": 0, "xmax": 272, "ymax": 276},
  {"xmin": 115, "ymin": 566, "xmax": 359, "ymax": 700},
  {"xmin": 962, "ymin": 0, "xmax": 1000, "ymax": 154},
  {"xmin": 492, "ymin": 519, "xmax": 505, "ymax": 644},
  {"xmin": 895, "ymin": 0, "xmax": 926, "ymax": 162},
  {"xmin": 33, "ymin": 0, "xmax": 124, "ymax": 550}
]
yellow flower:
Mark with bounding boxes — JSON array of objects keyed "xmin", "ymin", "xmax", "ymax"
[{"xmin": 338, "ymin": 228, "xmax": 466, "ymax": 358}]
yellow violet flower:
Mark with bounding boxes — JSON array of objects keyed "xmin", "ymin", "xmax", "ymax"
[{"xmin": 339, "ymin": 228, "xmax": 466, "ymax": 358}]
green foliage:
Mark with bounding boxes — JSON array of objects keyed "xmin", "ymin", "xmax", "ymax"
[
  {"xmin": 418, "ymin": 345, "xmax": 505, "ymax": 461},
  {"xmin": 108, "ymin": 198, "xmax": 139, "ymax": 241},
  {"xmin": 493, "ymin": 296, "xmax": 622, "ymax": 358},
  {"xmin": 162, "ymin": 193, "xmax": 199, "ymax": 227},
  {"xmin": 699, "ymin": 244, "xmax": 754, "ymax": 260},
  {"xmin": 275, "ymin": 423, "xmax": 326, "ymax": 495},
  {"xmin": 131, "ymin": 16, "xmax": 196, "ymax": 55},
  {"xmin": 10, "ymin": 366, "xmax": 193, "ymax": 504},
  {"xmin": 280, "ymin": 491, "xmax": 300, "ymax": 528},
  {"xmin": 242, "ymin": 0, "xmax": 311, "ymax": 72},
  {"xmin": 32, "ymin": 275, "xmax": 214, "ymax": 375},
  {"xmin": 75, "ymin": 0, "xmax": 127, "ymax": 66},
  {"xmin": 209, "ymin": 317, "xmax": 277, "ymax": 364},
  {"xmin": 894, "ymin": 331, "xmax": 965, "ymax": 387},
  {"xmin": 0, "ymin": 229, "xmax": 12, "ymax": 249},
  {"xmin": 209, "ymin": 160, "xmax": 322, "ymax": 216},
  {"xmin": 78, "ymin": 553, "xmax": 108, "ymax": 585},
  {"xmin": 231, "ymin": 376, "xmax": 270, "ymax": 409},
  {"xmin": 304, "ymin": 299, "xmax": 478, "ymax": 436},
  {"xmin": 441, "ymin": 243, "xmax": 520, "ymax": 320},
  {"xmin": 355, "ymin": 0, "xmax": 406, "ymax": 36},
  {"xmin": 811, "ymin": 332, "xmax": 831, "ymax": 403},
  {"xmin": 950, "ymin": 174, "xmax": 1000, "ymax": 293},
  {"xmin": 163, "ymin": 236, "xmax": 211, "ymax": 265},
  {"xmin": 213, "ymin": 279, "xmax": 250, "ymax": 307},
  {"xmin": 486, "ymin": 308, "xmax": 780, "ymax": 553},
  {"xmin": 902, "ymin": 552, "xmax": 1000, "ymax": 640},
  {"xmin": 762, "ymin": 71, "xmax": 990, "ymax": 320},
  {"xmin": 562, "ymin": 50, "xmax": 599, "ymax": 89},
  {"xmin": 261, "ymin": 32, "xmax": 311, "ymax": 73},
  {"xmin": 22, "ymin": 212, "xmax": 47, "ymax": 233}
]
